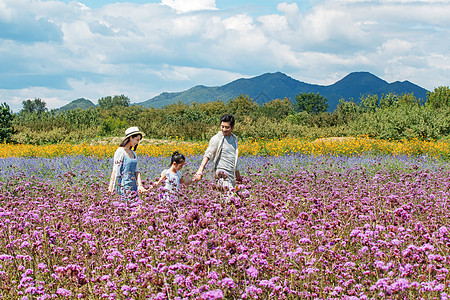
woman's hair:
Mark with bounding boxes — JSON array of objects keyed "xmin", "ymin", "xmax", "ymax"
[
  {"xmin": 170, "ymin": 151, "xmax": 185, "ymax": 166},
  {"xmin": 119, "ymin": 133, "xmax": 142, "ymax": 151}
]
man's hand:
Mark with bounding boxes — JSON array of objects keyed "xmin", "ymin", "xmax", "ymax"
[
  {"xmin": 235, "ymin": 170, "xmax": 242, "ymax": 183},
  {"xmin": 193, "ymin": 173, "xmax": 203, "ymax": 182}
]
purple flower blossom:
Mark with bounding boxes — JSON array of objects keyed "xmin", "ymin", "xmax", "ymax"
[
  {"xmin": 247, "ymin": 266, "xmax": 258, "ymax": 278},
  {"xmin": 201, "ymin": 289, "xmax": 224, "ymax": 299},
  {"xmin": 56, "ymin": 288, "xmax": 72, "ymax": 297},
  {"xmin": 220, "ymin": 277, "xmax": 235, "ymax": 289},
  {"xmin": 2, "ymin": 154, "xmax": 450, "ymax": 298}
]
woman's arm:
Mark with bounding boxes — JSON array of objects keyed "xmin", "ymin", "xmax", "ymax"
[
  {"xmin": 108, "ymin": 169, "xmax": 117, "ymax": 194},
  {"xmin": 135, "ymin": 171, "xmax": 146, "ymax": 193},
  {"xmin": 108, "ymin": 148, "xmax": 124, "ymax": 193}
]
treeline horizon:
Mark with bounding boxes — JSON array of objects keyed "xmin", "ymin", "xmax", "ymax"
[{"xmin": 1, "ymin": 86, "xmax": 450, "ymax": 145}]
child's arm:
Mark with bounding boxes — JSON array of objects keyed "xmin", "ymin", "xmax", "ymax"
[{"xmin": 151, "ymin": 172, "xmax": 167, "ymax": 189}]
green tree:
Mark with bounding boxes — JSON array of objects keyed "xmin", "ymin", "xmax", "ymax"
[
  {"xmin": 98, "ymin": 95, "xmax": 130, "ymax": 109},
  {"xmin": 260, "ymin": 98, "xmax": 294, "ymax": 120},
  {"xmin": 0, "ymin": 102, "xmax": 14, "ymax": 143},
  {"xmin": 334, "ymin": 99, "xmax": 362, "ymax": 125},
  {"xmin": 191, "ymin": 100, "xmax": 227, "ymax": 118},
  {"xmin": 22, "ymin": 98, "xmax": 47, "ymax": 114},
  {"xmin": 426, "ymin": 86, "xmax": 450, "ymax": 109},
  {"xmin": 359, "ymin": 94, "xmax": 379, "ymax": 112},
  {"xmin": 294, "ymin": 92, "xmax": 328, "ymax": 114},
  {"xmin": 227, "ymin": 94, "xmax": 259, "ymax": 118},
  {"xmin": 398, "ymin": 93, "xmax": 421, "ymax": 107}
]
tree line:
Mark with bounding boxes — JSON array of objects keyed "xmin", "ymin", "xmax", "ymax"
[{"xmin": 1, "ymin": 87, "xmax": 450, "ymax": 144}]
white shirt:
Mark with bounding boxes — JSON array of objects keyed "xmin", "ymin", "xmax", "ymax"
[{"xmin": 162, "ymin": 169, "xmax": 182, "ymax": 192}]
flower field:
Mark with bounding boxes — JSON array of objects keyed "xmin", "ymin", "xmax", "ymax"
[
  {"xmin": 1, "ymin": 137, "xmax": 450, "ymax": 158},
  {"xmin": 1, "ymin": 150, "xmax": 450, "ymax": 299}
]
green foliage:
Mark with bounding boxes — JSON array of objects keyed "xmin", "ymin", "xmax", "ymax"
[
  {"xmin": 22, "ymin": 98, "xmax": 47, "ymax": 114},
  {"xmin": 359, "ymin": 92, "xmax": 421, "ymax": 113},
  {"xmin": 360, "ymin": 94, "xmax": 379, "ymax": 113},
  {"xmin": 426, "ymin": 86, "xmax": 450, "ymax": 109},
  {"xmin": 55, "ymin": 108, "xmax": 102, "ymax": 131},
  {"xmin": 234, "ymin": 116, "xmax": 300, "ymax": 139},
  {"xmin": 0, "ymin": 102, "xmax": 14, "ymax": 143},
  {"xmin": 11, "ymin": 89, "xmax": 450, "ymax": 144},
  {"xmin": 294, "ymin": 92, "xmax": 329, "ymax": 114},
  {"xmin": 191, "ymin": 100, "xmax": 227, "ymax": 118},
  {"xmin": 285, "ymin": 111, "xmax": 311, "ymax": 126},
  {"xmin": 99, "ymin": 117, "xmax": 128, "ymax": 136},
  {"xmin": 334, "ymin": 99, "xmax": 362, "ymax": 125},
  {"xmin": 227, "ymin": 94, "xmax": 259, "ymax": 118},
  {"xmin": 98, "ymin": 95, "xmax": 130, "ymax": 109},
  {"xmin": 260, "ymin": 98, "xmax": 293, "ymax": 120},
  {"xmin": 351, "ymin": 105, "xmax": 450, "ymax": 140}
]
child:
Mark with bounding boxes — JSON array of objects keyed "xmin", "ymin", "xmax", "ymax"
[{"xmin": 151, "ymin": 151, "xmax": 191, "ymax": 201}]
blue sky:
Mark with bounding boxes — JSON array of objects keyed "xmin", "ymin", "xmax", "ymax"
[{"xmin": 1, "ymin": 0, "xmax": 449, "ymax": 112}]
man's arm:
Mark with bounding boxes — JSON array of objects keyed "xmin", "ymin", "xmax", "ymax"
[{"xmin": 193, "ymin": 156, "xmax": 210, "ymax": 181}]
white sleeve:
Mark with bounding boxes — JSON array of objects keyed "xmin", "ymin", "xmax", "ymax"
[{"xmin": 112, "ymin": 148, "xmax": 124, "ymax": 173}]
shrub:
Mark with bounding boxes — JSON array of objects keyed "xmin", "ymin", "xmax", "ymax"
[{"xmin": 0, "ymin": 102, "xmax": 14, "ymax": 143}]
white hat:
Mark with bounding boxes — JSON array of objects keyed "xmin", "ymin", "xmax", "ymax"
[{"xmin": 125, "ymin": 127, "xmax": 144, "ymax": 138}]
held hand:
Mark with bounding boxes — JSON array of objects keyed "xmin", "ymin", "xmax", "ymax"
[
  {"xmin": 193, "ymin": 173, "xmax": 203, "ymax": 182},
  {"xmin": 235, "ymin": 172, "xmax": 243, "ymax": 183},
  {"xmin": 138, "ymin": 184, "xmax": 146, "ymax": 193}
]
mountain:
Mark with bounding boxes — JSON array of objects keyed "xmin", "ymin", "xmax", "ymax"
[
  {"xmin": 58, "ymin": 98, "xmax": 95, "ymax": 112},
  {"xmin": 136, "ymin": 71, "xmax": 429, "ymax": 111}
]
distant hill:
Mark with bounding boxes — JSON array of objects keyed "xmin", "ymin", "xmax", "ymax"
[
  {"xmin": 58, "ymin": 98, "xmax": 95, "ymax": 112},
  {"xmin": 136, "ymin": 71, "xmax": 429, "ymax": 111}
]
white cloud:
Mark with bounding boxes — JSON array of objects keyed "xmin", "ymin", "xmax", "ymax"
[
  {"xmin": 1, "ymin": 0, "xmax": 450, "ymax": 112},
  {"xmin": 160, "ymin": 0, "xmax": 217, "ymax": 13}
]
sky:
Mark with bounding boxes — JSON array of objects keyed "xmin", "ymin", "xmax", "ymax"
[{"xmin": 1, "ymin": 0, "xmax": 449, "ymax": 112}]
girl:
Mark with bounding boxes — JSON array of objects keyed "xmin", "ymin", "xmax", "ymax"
[
  {"xmin": 108, "ymin": 127, "xmax": 146, "ymax": 200},
  {"xmin": 151, "ymin": 151, "xmax": 190, "ymax": 201}
]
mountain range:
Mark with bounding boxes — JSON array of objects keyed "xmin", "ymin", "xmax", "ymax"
[{"xmin": 60, "ymin": 71, "xmax": 429, "ymax": 112}]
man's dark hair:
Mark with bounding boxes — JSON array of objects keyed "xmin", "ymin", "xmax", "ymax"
[{"xmin": 220, "ymin": 114, "xmax": 235, "ymax": 127}]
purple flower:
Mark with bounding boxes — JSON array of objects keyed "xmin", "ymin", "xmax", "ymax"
[
  {"xmin": 56, "ymin": 288, "xmax": 72, "ymax": 297},
  {"xmin": 25, "ymin": 286, "xmax": 37, "ymax": 294},
  {"xmin": 299, "ymin": 237, "xmax": 311, "ymax": 244},
  {"xmin": 201, "ymin": 289, "xmax": 224, "ymax": 299},
  {"xmin": 126, "ymin": 262, "xmax": 138, "ymax": 271},
  {"xmin": 439, "ymin": 226, "xmax": 448, "ymax": 235},
  {"xmin": 247, "ymin": 266, "xmax": 259, "ymax": 278},
  {"xmin": 220, "ymin": 277, "xmax": 235, "ymax": 289}
]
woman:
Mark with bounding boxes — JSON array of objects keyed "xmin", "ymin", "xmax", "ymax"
[{"xmin": 108, "ymin": 127, "xmax": 146, "ymax": 200}]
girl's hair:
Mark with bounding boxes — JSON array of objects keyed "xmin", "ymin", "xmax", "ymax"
[
  {"xmin": 170, "ymin": 151, "xmax": 185, "ymax": 166},
  {"xmin": 119, "ymin": 133, "xmax": 142, "ymax": 151}
]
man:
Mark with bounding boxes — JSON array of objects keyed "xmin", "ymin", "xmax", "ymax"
[{"xmin": 193, "ymin": 114, "xmax": 242, "ymax": 192}]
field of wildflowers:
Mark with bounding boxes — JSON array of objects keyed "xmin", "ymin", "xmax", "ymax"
[
  {"xmin": 1, "ymin": 150, "xmax": 450, "ymax": 299},
  {"xmin": 2, "ymin": 137, "xmax": 450, "ymax": 159}
]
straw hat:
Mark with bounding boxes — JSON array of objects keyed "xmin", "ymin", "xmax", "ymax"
[{"xmin": 125, "ymin": 127, "xmax": 144, "ymax": 138}]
